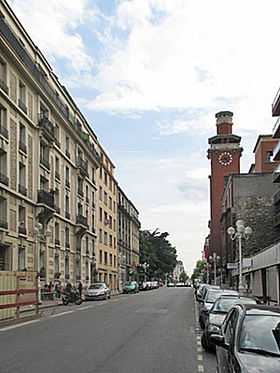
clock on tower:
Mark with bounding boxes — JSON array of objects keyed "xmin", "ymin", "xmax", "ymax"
[{"xmin": 207, "ymin": 111, "xmax": 242, "ymax": 259}]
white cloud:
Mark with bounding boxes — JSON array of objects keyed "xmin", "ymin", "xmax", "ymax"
[
  {"xmin": 87, "ymin": 0, "xmax": 280, "ymax": 133},
  {"xmin": 8, "ymin": 0, "xmax": 94, "ymax": 73}
]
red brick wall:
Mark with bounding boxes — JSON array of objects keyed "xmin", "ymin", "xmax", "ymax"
[{"xmin": 255, "ymin": 139, "xmax": 279, "ymax": 173}]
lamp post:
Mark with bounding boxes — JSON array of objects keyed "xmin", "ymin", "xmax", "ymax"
[
  {"xmin": 139, "ymin": 262, "xmax": 150, "ymax": 282},
  {"xmin": 227, "ymin": 220, "xmax": 252, "ymax": 292},
  {"xmin": 209, "ymin": 253, "xmax": 220, "ymax": 285},
  {"xmin": 34, "ymin": 222, "xmax": 43, "ymax": 304}
]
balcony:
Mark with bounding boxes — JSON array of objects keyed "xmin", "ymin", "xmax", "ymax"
[
  {"xmin": 76, "ymin": 214, "xmax": 89, "ymax": 229},
  {"xmin": 76, "ymin": 157, "xmax": 89, "ymax": 178},
  {"xmin": 0, "ymin": 219, "xmax": 8, "ymax": 229},
  {"xmin": 55, "ymin": 171, "xmax": 60, "ymax": 180},
  {"xmin": 40, "ymin": 157, "xmax": 50, "ymax": 170},
  {"xmin": 18, "ymin": 184, "xmax": 27, "ymax": 196},
  {"xmin": 55, "ymin": 239, "xmax": 60, "ymax": 246},
  {"xmin": 272, "ymin": 86, "xmax": 280, "ymax": 116},
  {"xmin": 0, "ymin": 79, "xmax": 9, "ymax": 95},
  {"xmin": 37, "ymin": 190, "xmax": 55, "ymax": 209},
  {"xmin": 0, "ymin": 126, "xmax": 8, "ymax": 139},
  {"xmin": 18, "ymin": 225, "xmax": 27, "ymax": 235},
  {"xmin": 19, "ymin": 141, "xmax": 27, "ymax": 153},
  {"xmin": 38, "ymin": 113, "xmax": 55, "ymax": 143},
  {"xmin": 18, "ymin": 99, "xmax": 27, "ymax": 114},
  {"xmin": 65, "ymin": 211, "xmax": 70, "ymax": 220},
  {"xmin": 0, "ymin": 173, "xmax": 9, "ymax": 186},
  {"xmin": 273, "ymin": 164, "xmax": 280, "ymax": 183}
]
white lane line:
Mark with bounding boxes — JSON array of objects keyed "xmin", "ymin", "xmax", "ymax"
[
  {"xmin": 197, "ymin": 354, "xmax": 203, "ymax": 361},
  {"xmin": 198, "ymin": 365, "xmax": 204, "ymax": 372},
  {"xmin": 79, "ymin": 305, "xmax": 93, "ymax": 311},
  {"xmin": 197, "ymin": 347, "xmax": 202, "ymax": 353},
  {"xmin": 0, "ymin": 319, "xmax": 40, "ymax": 331},
  {"xmin": 49, "ymin": 310, "xmax": 74, "ymax": 318}
]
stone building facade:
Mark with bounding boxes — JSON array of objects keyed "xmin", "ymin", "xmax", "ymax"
[
  {"xmin": 117, "ymin": 187, "xmax": 140, "ymax": 290},
  {"xmin": 0, "ymin": 0, "xmax": 140, "ymax": 291}
]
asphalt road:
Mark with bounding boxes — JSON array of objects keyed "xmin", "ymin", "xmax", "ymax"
[{"xmin": 0, "ymin": 288, "xmax": 216, "ymax": 373}]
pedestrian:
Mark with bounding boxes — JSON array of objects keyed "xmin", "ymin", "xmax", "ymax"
[{"xmin": 78, "ymin": 281, "xmax": 83, "ymax": 298}]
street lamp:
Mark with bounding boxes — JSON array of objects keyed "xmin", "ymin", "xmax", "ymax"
[
  {"xmin": 34, "ymin": 222, "xmax": 43, "ymax": 304},
  {"xmin": 139, "ymin": 262, "xmax": 150, "ymax": 282},
  {"xmin": 227, "ymin": 219, "xmax": 252, "ymax": 292},
  {"xmin": 208, "ymin": 253, "xmax": 220, "ymax": 286}
]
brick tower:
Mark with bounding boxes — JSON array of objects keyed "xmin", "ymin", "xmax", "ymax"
[{"xmin": 207, "ymin": 111, "xmax": 242, "ymax": 259}]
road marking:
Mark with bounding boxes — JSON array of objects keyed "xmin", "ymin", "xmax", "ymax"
[
  {"xmin": 193, "ymin": 292, "xmax": 206, "ymax": 373},
  {"xmin": 49, "ymin": 310, "xmax": 74, "ymax": 318},
  {"xmin": 197, "ymin": 354, "xmax": 203, "ymax": 361},
  {"xmin": 0, "ymin": 319, "xmax": 40, "ymax": 331},
  {"xmin": 197, "ymin": 347, "xmax": 202, "ymax": 353},
  {"xmin": 198, "ymin": 365, "xmax": 204, "ymax": 372},
  {"xmin": 79, "ymin": 305, "xmax": 93, "ymax": 311}
]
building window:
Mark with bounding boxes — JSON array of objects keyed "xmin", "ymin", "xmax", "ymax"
[
  {"xmin": 65, "ymin": 135, "xmax": 70, "ymax": 157},
  {"xmin": 114, "ymin": 255, "xmax": 116, "ymax": 268},
  {"xmin": 109, "ymin": 235, "xmax": 112, "ymax": 247},
  {"xmin": 92, "ymin": 167, "xmax": 95, "ymax": 184},
  {"xmin": 110, "ymin": 254, "xmax": 112, "ymax": 266},
  {"xmin": 55, "ymin": 157, "xmax": 60, "ymax": 179},
  {"xmin": 55, "ymin": 222, "xmax": 60, "ymax": 245},
  {"xmin": 65, "ymin": 226, "xmax": 70, "ymax": 247},
  {"xmin": 99, "ymin": 166, "xmax": 102, "ymax": 179},
  {"xmin": 19, "ymin": 123, "xmax": 27, "ymax": 153},
  {"xmin": 65, "ymin": 195, "xmax": 70, "ymax": 219},
  {"xmin": 104, "ymin": 211, "xmax": 108, "ymax": 226},
  {"xmin": 77, "ymin": 202, "xmax": 83, "ymax": 216},
  {"xmin": 99, "ymin": 229, "xmax": 102, "ymax": 243},
  {"xmin": 0, "ymin": 105, "xmax": 8, "ymax": 138},
  {"xmin": 77, "ymin": 176, "xmax": 83, "ymax": 196},
  {"xmin": 18, "ymin": 246, "xmax": 26, "ymax": 271},
  {"xmin": 40, "ymin": 141, "xmax": 50, "ymax": 169},
  {"xmin": 99, "ymin": 207, "xmax": 102, "ymax": 223},
  {"xmin": 104, "ymin": 171, "xmax": 108, "ymax": 186},
  {"xmin": 18, "ymin": 205, "xmax": 26, "ymax": 235},
  {"xmin": 104, "ymin": 231, "xmax": 108, "ymax": 246},
  {"xmin": 109, "ymin": 176, "xmax": 112, "ymax": 191},
  {"xmin": 0, "ymin": 58, "xmax": 7, "ymax": 89},
  {"xmin": 266, "ymin": 151, "xmax": 273, "ymax": 162},
  {"xmin": 65, "ymin": 166, "xmax": 70, "ymax": 187},
  {"xmin": 104, "ymin": 191, "xmax": 107, "ymax": 206},
  {"xmin": 86, "ymin": 185, "xmax": 89, "ymax": 202},
  {"xmin": 92, "ymin": 191, "xmax": 95, "ymax": 208},
  {"xmin": 0, "ymin": 150, "xmax": 8, "ymax": 186},
  {"xmin": 0, "ymin": 197, "xmax": 8, "ymax": 229},
  {"xmin": 18, "ymin": 162, "xmax": 27, "ymax": 196},
  {"xmin": 54, "ymin": 124, "xmax": 60, "ymax": 146},
  {"xmin": 109, "ymin": 197, "xmax": 112, "ymax": 210},
  {"xmin": 99, "ymin": 186, "xmax": 102, "ymax": 201},
  {"xmin": 54, "ymin": 254, "xmax": 59, "ymax": 275},
  {"xmin": 18, "ymin": 81, "xmax": 27, "ymax": 112},
  {"xmin": 99, "ymin": 250, "xmax": 102, "ymax": 264},
  {"xmin": 104, "ymin": 252, "xmax": 108, "ymax": 265},
  {"xmin": 92, "ymin": 214, "xmax": 95, "ymax": 232},
  {"xmin": 113, "ymin": 202, "xmax": 116, "ymax": 213}
]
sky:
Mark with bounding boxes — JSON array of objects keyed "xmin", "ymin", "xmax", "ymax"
[{"xmin": 8, "ymin": 0, "xmax": 280, "ymax": 274}]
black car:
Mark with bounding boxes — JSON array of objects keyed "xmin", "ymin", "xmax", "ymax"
[
  {"xmin": 202, "ymin": 295, "xmax": 258, "ymax": 351},
  {"xmin": 211, "ymin": 304, "xmax": 280, "ymax": 373}
]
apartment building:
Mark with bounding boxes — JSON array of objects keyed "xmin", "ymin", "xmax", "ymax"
[
  {"xmin": 117, "ymin": 187, "xmax": 140, "ymax": 290},
  {"xmin": 96, "ymin": 153, "xmax": 118, "ymax": 291},
  {"xmin": 0, "ymin": 1, "xmax": 102, "ymax": 287}
]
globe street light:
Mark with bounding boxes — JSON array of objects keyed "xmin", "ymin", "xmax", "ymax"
[{"xmin": 227, "ymin": 219, "xmax": 252, "ymax": 292}]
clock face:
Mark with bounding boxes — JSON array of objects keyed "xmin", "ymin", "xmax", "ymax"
[{"xmin": 218, "ymin": 151, "xmax": 233, "ymax": 166}]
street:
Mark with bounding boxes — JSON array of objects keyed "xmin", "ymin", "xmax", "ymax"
[{"xmin": 0, "ymin": 288, "xmax": 216, "ymax": 373}]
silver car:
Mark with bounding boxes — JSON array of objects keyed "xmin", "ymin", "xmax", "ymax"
[{"xmin": 84, "ymin": 283, "xmax": 111, "ymax": 301}]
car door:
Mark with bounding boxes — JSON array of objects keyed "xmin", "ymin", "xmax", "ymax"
[{"xmin": 218, "ymin": 309, "xmax": 239, "ymax": 373}]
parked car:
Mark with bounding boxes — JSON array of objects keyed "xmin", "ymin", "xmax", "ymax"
[
  {"xmin": 84, "ymin": 283, "xmax": 111, "ymax": 301},
  {"xmin": 199, "ymin": 288, "xmax": 238, "ymax": 329},
  {"xmin": 196, "ymin": 284, "xmax": 220, "ymax": 302},
  {"xmin": 211, "ymin": 304, "xmax": 280, "ymax": 372},
  {"xmin": 167, "ymin": 282, "xmax": 175, "ymax": 287},
  {"xmin": 176, "ymin": 282, "xmax": 185, "ymax": 287},
  {"xmin": 123, "ymin": 281, "xmax": 139, "ymax": 294},
  {"xmin": 202, "ymin": 295, "xmax": 258, "ymax": 351}
]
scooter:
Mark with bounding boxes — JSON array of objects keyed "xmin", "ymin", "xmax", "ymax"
[{"xmin": 62, "ymin": 288, "xmax": 83, "ymax": 305}]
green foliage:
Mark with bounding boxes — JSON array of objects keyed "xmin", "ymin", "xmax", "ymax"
[
  {"xmin": 191, "ymin": 259, "xmax": 207, "ymax": 280},
  {"xmin": 179, "ymin": 271, "xmax": 189, "ymax": 283},
  {"xmin": 139, "ymin": 229, "xmax": 177, "ymax": 279}
]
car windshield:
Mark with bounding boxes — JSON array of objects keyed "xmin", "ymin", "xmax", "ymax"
[
  {"xmin": 89, "ymin": 284, "xmax": 105, "ymax": 289},
  {"xmin": 212, "ymin": 297, "xmax": 257, "ymax": 312},
  {"xmin": 239, "ymin": 315, "xmax": 280, "ymax": 355},
  {"xmin": 205, "ymin": 290, "xmax": 224, "ymax": 303},
  {"xmin": 124, "ymin": 282, "xmax": 134, "ymax": 286}
]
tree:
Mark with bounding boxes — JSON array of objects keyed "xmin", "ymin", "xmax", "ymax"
[
  {"xmin": 179, "ymin": 271, "xmax": 188, "ymax": 283},
  {"xmin": 139, "ymin": 229, "xmax": 177, "ymax": 280},
  {"xmin": 191, "ymin": 260, "xmax": 207, "ymax": 281}
]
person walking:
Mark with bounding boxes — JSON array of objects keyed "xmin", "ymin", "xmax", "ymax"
[{"xmin": 78, "ymin": 281, "xmax": 83, "ymax": 299}]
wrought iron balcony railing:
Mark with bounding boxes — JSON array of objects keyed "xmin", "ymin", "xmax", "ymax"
[
  {"xmin": 76, "ymin": 157, "xmax": 89, "ymax": 177},
  {"xmin": 76, "ymin": 214, "xmax": 89, "ymax": 228},
  {"xmin": 38, "ymin": 113, "xmax": 55, "ymax": 142},
  {"xmin": 38, "ymin": 190, "xmax": 55, "ymax": 209}
]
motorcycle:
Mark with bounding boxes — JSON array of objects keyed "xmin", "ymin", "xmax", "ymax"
[{"xmin": 62, "ymin": 288, "xmax": 83, "ymax": 305}]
